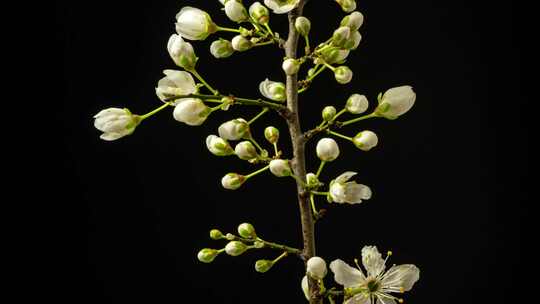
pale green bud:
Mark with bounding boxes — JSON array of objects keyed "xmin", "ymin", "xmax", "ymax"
[
  {"xmin": 225, "ymin": 0, "xmax": 249, "ymax": 23},
  {"xmin": 210, "ymin": 229, "xmax": 224, "ymax": 240},
  {"xmin": 235, "ymin": 141, "xmax": 258, "ymax": 160},
  {"xmin": 255, "ymin": 259, "xmax": 274, "ymax": 273},
  {"xmin": 306, "ymin": 173, "xmax": 320, "ymax": 188},
  {"xmin": 282, "ymin": 58, "xmax": 300, "ymax": 75},
  {"xmin": 332, "ymin": 26, "xmax": 351, "ymax": 47},
  {"xmin": 346, "ymin": 94, "xmax": 369, "ymax": 114},
  {"xmin": 322, "ymin": 106, "xmax": 337, "ymax": 122},
  {"xmin": 225, "ymin": 241, "xmax": 248, "ymax": 256},
  {"xmin": 352, "ymin": 130, "xmax": 378, "ymax": 151},
  {"xmin": 376, "ymin": 85, "xmax": 416, "ymax": 119},
  {"xmin": 218, "ymin": 118, "xmax": 250, "ymax": 140},
  {"xmin": 225, "ymin": 233, "xmax": 235, "ymax": 240},
  {"xmin": 249, "ymin": 2, "xmax": 270, "ymax": 24},
  {"xmin": 259, "ymin": 79, "xmax": 286, "ymax": 102},
  {"xmin": 307, "ymin": 256, "xmax": 327, "ymax": 279},
  {"xmin": 231, "ymin": 35, "xmax": 253, "ymax": 51},
  {"xmin": 197, "ymin": 248, "xmax": 219, "ymax": 263},
  {"xmin": 340, "ymin": 11, "xmax": 364, "ymax": 32},
  {"xmin": 237, "ymin": 223, "xmax": 257, "ymax": 239},
  {"xmin": 295, "ymin": 16, "xmax": 311, "ymax": 37},
  {"xmin": 269, "ymin": 159, "xmax": 292, "ymax": 177},
  {"xmin": 93, "ymin": 108, "xmax": 141, "ymax": 141},
  {"xmin": 167, "ymin": 34, "xmax": 198, "ymax": 70},
  {"xmin": 221, "ymin": 96, "xmax": 234, "ymax": 111},
  {"xmin": 334, "ymin": 66, "xmax": 353, "ymax": 84},
  {"xmin": 221, "ymin": 173, "xmax": 246, "ymax": 190},
  {"xmin": 206, "ymin": 135, "xmax": 234, "ymax": 156},
  {"xmin": 343, "ymin": 31, "xmax": 362, "ymax": 50},
  {"xmin": 320, "ymin": 47, "xmax": 350, "ymax": 64},
  {"xmin": 336, "ymin": 0, "xmax": 357, "ymax": 13},
  {"xmin": 264, "ymin": 126, "xmax": 280, "ymax": 144},
  {"xmin": 316, "ymin": 138, "xmax": 340, "ymax": 162},
  {"xmin": 210, "ymin": 39, "xmax": 234, "ymax": 58}
]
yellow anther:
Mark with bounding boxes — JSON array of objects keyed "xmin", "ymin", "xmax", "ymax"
[
  {"xmin": 400, "ymin": 287, "xmax": 405, "ymax": 293},
  {"xmin": 387, "ymin": 251, "xmax": 393, "ymax": 256},
  {"xmin": 398, "ymin": 299, "xmax": 404, "ymax": 303}
]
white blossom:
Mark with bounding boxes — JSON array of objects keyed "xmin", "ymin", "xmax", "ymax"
[
  {"xmin": 206, "ymin": 135, "xmax": 234, "ymax": 156},
  {"xmin": 93, "ymin": 108, "xmax": 140, "ymax": 141},
  {"xmin": 377, "ymin": 86, "xmax": 416, "ymax": 119},
  {"xmin": 334, "ymin": 66, "xmax": 353, "ymax": 84},
  {"xmin": 346, "ymin": 94, "xmax": 369, "ymax": 114},
  {"xmin": 225, "ymin": 0, "xmax": 249, "ymax": 23},
  {"xmin": 307, "ymin": 256, "xmax": 327, "ymax": 280},
  {"xmin": 175, "ymin": 7, "xmax": 216, "ymax": 40},
  {"xmin": 218, "ymin": 118, "xmax": 250, "ymax": 140},
  {"xmin": 301, "ymin": 276, "xmax": 309, "ymax": 300},
  {"xmin": 173, "ymin": 98, "xmax": 209, "ymax": 126},
  {"xmin": 167, "ymin": 34, "xmax": 197, "ymax": 70},
  {"xmin": 344, "ymin": 31, "xmax": 362, "ymax": 50},
  {"xmin": 235, "ymin": 141, "xmax": 258, "ymax": 160},
  {"xmin": 353, "ymin": 130, "xmax": 378, "ymax": 151},
  {"xmin": 259, "ymin": 79, "xmax": 286, "ymax": 102},
  {"xmin": 330, "ymin": 246, "xmax": 420, "ymax": 304},
  {"xmin": 316, "ymin": 138, "xmax": 340, "ymax": 162},
  {"xmin": 155, "ymin": 70, "xmax": 198, "ymax": 103},
  {"xmin": 269, "ymin": 159, "xmax": 291, "ymax": 177},
  {"xmin": 329, "ymin": 172, "xmax": 371, "ymax": 204},
  {"xmin": 264, "ymin": 0, "xmax": 300, "ymax": 14}
]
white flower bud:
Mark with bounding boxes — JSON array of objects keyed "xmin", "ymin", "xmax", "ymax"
[
  {"xmin": 316, "ymin": 138, "xmax": 340, "ymax": 162},
  {"xmin": 376, "ymin": 85, "xmax": 416, "ymax": 119},
  {"xmin": 249, "ymin": 2, "xmax": 270, "ymax": 24},
  {"xmin": 301, "ymin": 276, "xmax": 309, "ymax": 300},
  {"xmin": 322, "ymin": 106, "xmax": 337, "ymax": 122},
  {"xmin": 173, "ymin": 98, "xmax": 209, "ymax": 126},
  {"xmin": 231, "ymin": 35, "xmax": 253, "ymax": 51},
  {"xmin": 336, "ymin": 0, "xmax": 357, "ymax": 13},
  {"xmin": 218, "ymin": 118, "xmax": 250, "ymax": 140},
  {"xmin": 197, "ymin": 248, "xmax": 219, "ymax": 263},
  {"xmin": 346, "ymin": 94, "xmax": 369, "ymax": 114},
  {"xmin": 206, "ymin": 135, "xmax": 234, "ymax": 156},
  {"xmin": 237, "ymin": 223, "xmax": 257, "ymax": 239},
  {"xmin": 352, "ymin": 130, "xmax": 378, "ymax": 151},
  {"xmin": 225, "ymin": 0, "xmax": 249, "ymax": 23},
  {"xmin": 329, "ymin": 172, "xmax": 372, "ymax": 204},
  {"xmin": 282, "ymin": 58, "xmax": 300, "ymax": 75},
  {"xmin": 225, "ymin": 241, "xmax": 248, "ymax": 256},
  {"xmin": 210, "ymin": 39, "xmax": 234, "ymax": 58},
  {"xmin": 269, "ymin": 159, "xmax": 291, "ymax": 177},
  {"xmin": 235, "ymin": 141, "xmax": 258, "ymax": 160},
  {"xmin": 259, "ymin": 79, "xmax": 286, "ymax": 102},
  {"xmin": 155, "ymin": 70, "xmax": 198, "ymax": 102},
  {"xmin": 334, "ymin": 66, "xmax": 353, "ymax": 84},
  {"xmin": 221, "ymin": 173, "xmax": 246, "ymax": 190},
  {"xmin": 264, "ymin": 126, "xmax": 280, "ymax": 144},
  {"xmin": 295, "ymin": 16, "xmax": 311, "ymax": 37},
  {"xmin": 343, "ymin": 31, "xmax": 362, "ymax": 50},
  {"xmin": 307, "ymin": 256, "xmax": 327, "ymax": 280},
  {"xmin": 306, "ymin": 173, "xmax": 320, "ymax": 188},
  {"xmin": 167, "ymin": 34, "xmax": 197, "ymax": 70},
  {"xmin": 332, "ymin": 26, "xmax": 351, "ymax": 47},
  {"xmin": 340, "ymin": 11, "xmax": 364, "ymax": 32},
  {"xmin": 320, "ymin": 47, "xmax": 350, "ymax": 64},
  {"xmin": 93, "ymin": 108, "xmax": 140, "ymax": 141},
  {"xmin": 175, "ymin": 7, "xmax": 217, "ymax": 41},
  {"xmin": 264, "ymin": 0, "xmax": 300, "ymax": 14}
]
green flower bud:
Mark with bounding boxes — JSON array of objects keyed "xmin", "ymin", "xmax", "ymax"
[
  {"xmin": 210, "ymin": 229, "xmax": 224, "ymax": 240},
  {"xmin": 231, "ymin": 35, "xmax": 253, "ymax": 51},
  {"xmin": 336, "ymin": 0, "xmax": 357, "ymax": 13},
  {"xmin": 322, "ymin": 106, "xmax": 337, "ymax": 122},
  {"xmin": 264, "ymin": 126, "xmax": 280, "ymax": 144},
  {"xmin": 225, "ymin": 241, "xmax": 248, "ymax": 256},
  {"xmin": 255, "ymin": 259, "xmax": 274, "ymax": 273},
  {"xmin": 334, "ymin": 66, "xmax": 353, "ymax": 84},
  {"xmin": 225, "ymin": 233, "xmax": 235, "ymax": 240},
  {"xmin": 332, "ymin": 26, "xmax": 351, "ymax": 47},
  {"xmin": 343, "ymin": 31, "xmax": 362, "ymax": 50},
  {"xmin": 197, "ymin": 248, "xmax": 220, "ymax": 263},
  {"xmin": 237, "ymin": 223, "xmax": 257, "ymax": 239},
  {"xmin": 340, "ymin": 11, "xmax": 364, "ymax": 32},
  {"xmin": 221, "ymin": 96, "xmax": 234, "ymax": 111},
  {"xmin": 249, "ymin": 2, "xmax": 270, "ymax": 24},
  {"xmin": 210, "ymin": 39, "xmax": 235, "ymax": 58},
  {"xmin": 306, "ymin": 173, "xmax": 320, "ymax": 188},
  {"xmin": 295, "ymin": 16, "xmax": 311, "ymax": 37},
  {"xmin": 320, "ymin": 47, "xmax": 350, "ymax": 64}
]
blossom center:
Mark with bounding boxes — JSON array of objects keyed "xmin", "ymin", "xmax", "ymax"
[{"xmin": 367, "ymin": 278, "xmax": 381, "ymax": 292}]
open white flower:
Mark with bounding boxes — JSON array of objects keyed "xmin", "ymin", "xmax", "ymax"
[
  {"xmin": 175, "ymin": 7, "xmax": 217, "ymax": 40},
  {"xmin": 376, "ymin": 86, "xmax": 416, "ymax": 119},
  {"xmin": 264, "ymin": 0, "xmax": 300, "ymax": 14},
  {"xmin": 155, "ymin": 70, "xmax": 198, "ymax": 103},
  {"xmin": 93, "ymin": 108, "xmax": 140, "ymax": 141},
  {"xmin": 167, "ymin": 34, "xmax": 197, "ymax": 70},
  {"xmin": 259, "ymin": 79, "xmax": 286, "ymax": 102},
  {"xmin": 173, "ymin": 98, "xmax": 209, "ymax": 126},
  {"xmin": 330, "ymin": 246, "xmax": 420, "ymax": 304},
  {"xmin": 329, "ymin": 172, "xmax": 371, "ymax": 204}
]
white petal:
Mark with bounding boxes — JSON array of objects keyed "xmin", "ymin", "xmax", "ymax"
[
  {"xmin": 381, "ymin": 264, "xmax": 420, "ymax": 292},
  {"xmin": 100, "ymin": 132, "xmax": 124, "ymax": 141},
  {"xmin": 376, "ymin": 296, "xmax": 396, "ymax": 304},
  {"xmin": 345, "ymin": 293, "xmax": 371, "ymax": 304},
  {"xmin": 346, "ymin": 183, "xmax": 372, "ymax": 203},
  {"xmin": 361, "ymin": 246, "xmax": 386, "ymax": 277},
  {"xmin": 329, "ymin": 259, "xmax": 366, "ymax": 288},
  {"xmin": 301, "ymin": 276, "xmax": 309, "ymax": 300},
  {"xmin": 335, "ymin": 171, "xmax": 357, "ymax": 183}
]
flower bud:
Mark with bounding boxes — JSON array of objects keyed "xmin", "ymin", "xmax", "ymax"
[
  {"xmin": 221, "ymin": 173, "xmax": 246, "ymax": 190},
  {"xmin": 249, "ymin": 2, "xmax": 270, "ymax": 24},
  {"xmin": 316, "ymin": 138, "xmax": 340, "ymax": 162},
  {"xmin": 255, "ymin": 259, "xmax": 274, "ymax": 273},
  {"xmin": 210, "ymin": 229, "xmax": 224, "ymax": 240},
  {"xmin": 155, "ymin": 69, "xmax": 197, "ymax": 102},
  {"xmin": 346, "ymin": 94, "xmax": 369, "ymax": 114},
  {"xmin": 225, "ymin": 0, "xmax": 249, "ymax": 23},
  {"xmin": 353, "ymin": 130, "xmax": 378, "ymax": 151},
  {"xmin": 269, "ymin": 159, "xmax": 292, "ymax": 177},
  {"xmin": 218, "ymin": 118, "xmax": 250, "ymax": 140},
  {"xmin": 225, "ymin": 233, "xmax": 235, "ymax": 240},
  {"xmin": 322, "ymin": 106, "xmax": 337, "ymax": 122},
  {"xmin": 235, "ymin": 141, "xmax": 258, "ymax": 160},
  {"xmin": 320, "ymin": 47, "xmax": 350, "ymax": 64},
  {"xmin": 306, "ymin": 173, "xmax": 320, "ymax": 188},
  {"xmin": 332, "ymin": 26, "xmax": 351, "ymax": 47},
  {"xmin": 197, "ymin": 248, "xmax": 219, "ymax": 263},
  {"xmin": 264, "ymin": 0, "xmax": 300, "ymax": 14},
  {"xmin": 282, "ymin": 58, "xmax": 300, "ymax": 75},
  {"xmin": 334, "ymin": 66, "xmax": 353, "ymax": 84},
  {"xmin": 336, "ymin": 0, "xmax": 357, "ymax": 13},
  {"xmin": 264, "ymin": 126, "xmax": 280, "ymax": 144},
  {"xmin": 295, "ymin": 16, "xmax": 311, "ymax": 37},
  {"xmin": 343, "ymin": 31, "xmax": 362, "ymax": 50},
  {"xmin": 376, "ymin": 85, "xmax": 416, "ymax": 119},
  {"xmin": 225, "ymin": 241, "xmax": 248, "ymax": 256},
  {"xmin": 173, "ymin": 98, "xmax": 210, "ymax": 126},
  {"xmin": 167, "ymin": 34, "xmax": 197, "ymax": 70},
  {"xmin": 175, "ymin": 7, "xmax": 217, "ymax": 41},
  {"xmin": 340, "ymin": 11, "xmax": 364, "ymax": 32},
  {"xmin": 237, "ymin": 223, "xmax": 257, "ymax": 239},
  {"xmin": 307, "ymin": 256, "xmax": 327, "ymax": 279},
  {"xmin": 221, "ymin": 96, "xmax": 234, "ymax": 111},
  {"xmin": 301, "ymin": 276, "xmax": 309, "ymax": 300},
  {"xmin": 232, "ymin": 35, "xmax": 253, "ymax": 51},
  {"xmin": 259, "ymin": 79, "xmax": 286, "ymax": 102},
  {"xmin": 93, "ymin": 108, "xmax": 141, "ymax": 141},
  {"xmin": 206, "ymin": 135, "xmax": 234, "ymax": 156},
  {"xmin": 210, "ymin": 39, "xmax": 234, "ymax": 58}
]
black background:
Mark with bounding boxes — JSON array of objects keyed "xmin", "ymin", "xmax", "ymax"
[{"xmin": 56, "ymin": 0, "xmax": 527, "ymax": 303}]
